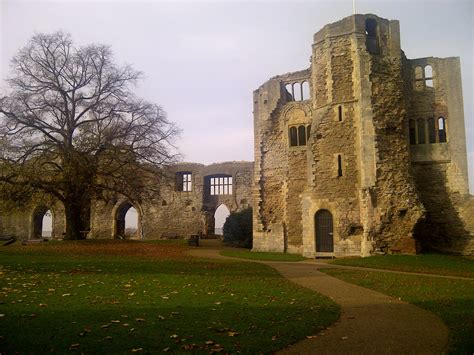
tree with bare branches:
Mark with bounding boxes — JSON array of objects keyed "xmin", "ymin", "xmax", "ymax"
[{"xmin": 0, "ymin": 32, "xmax": 179, "ymax": 239}]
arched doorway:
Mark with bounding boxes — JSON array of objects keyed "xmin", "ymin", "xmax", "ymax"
[
  {"xmin": 315, "ymin": 209, "xmax": 333, "ymax": 252},
  {"xmin": 214, "ymin": 204, "xmax": 230, "ymax": 235},
  {"xmin": 114, "ymin": 202, "xmax": 140, "ymax": 239},
  {"xmin": 31, "ymin": 206, "xmax": 53, "ymax": 239}
]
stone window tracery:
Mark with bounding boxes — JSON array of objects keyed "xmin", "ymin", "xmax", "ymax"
[
  {"xmin": 288, "ymin": 124, "xmax": 311, "ymax": 147},
  {"xmin": 210, "ymin": 176, "xmax": 233, "ymax": 195},
  {"xmin": 284, "ymin": 81, "xmax": 310, "ymax": 102}
]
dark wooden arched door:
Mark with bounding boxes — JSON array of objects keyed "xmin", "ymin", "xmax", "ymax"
[{"xmin": 315, "ymin": 210, "xmax": 334, "ymax": 252}]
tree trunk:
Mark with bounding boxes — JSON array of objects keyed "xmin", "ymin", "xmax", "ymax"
[{"xmin": 64, "ymin": 198, "xmax": 84, "ymax": 240}]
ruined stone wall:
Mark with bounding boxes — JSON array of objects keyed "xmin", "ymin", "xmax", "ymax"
[
  {"xmin": 0, "ymin": 161, "xmax": 253, "ymax": 241},
  {"xmin": 252, "ymin": 70, "xmax": 311, "ymax": 253},
  {"xmin": 0, "ymin": 194, "xmax": 65, "ymax": 240},
  {"xmin": 405, "ymin": 57, "xmax": 473, "ymax": 253},
  {"xmin": 363, "ymin": 17, "xmax": 424, "ymax": 253}
]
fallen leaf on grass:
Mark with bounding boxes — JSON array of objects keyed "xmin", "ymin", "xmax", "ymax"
[
  {"xmin": 111, "ymin": 320, "xmax": 120, "ymax": 323},
  {"xmin": 62, "ymin": 293, "xmax": 71, "ymax": 297},
  {"xmin": 135, "ymin": 318, "xmax": 146, "ymax": 322},
  {"xmin": 69, "ymin": 343, "xmax": 80, "ymax": 349},
  {"xmin": 228, "ymin": 331, "xmax": 238, "ymax": 337},
  {"xmin": 131, "ymin": 348, "xmax": 143, "ymax": 352}
]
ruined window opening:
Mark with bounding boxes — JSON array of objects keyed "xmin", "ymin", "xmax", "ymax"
[
  {"xmin": 337, "ymin": 155, "xmax": 343, "ymax": 177},
  {"xmin": 424, "ymin": 65, "xmax": 434, "ymax": 87},
  {"xmin": 285, "ymin": 83, "xmax": 294, "ymax": 101},
  {"xmin": 365, "ymin": 18, "xmax": 379, "ymax": 54},
  {"xmin": 428, "ymin": 117, "xmax": 436, "ymax": 144},
  {"xmin": 301, "ymin": 81, "xmax": 310, "ymax": 100},
  {"xmin": 289, "ymin": 126, "xmax": 298, "ymax": 146},
  {"xmin": 210, "ymin": 175, "xmax": 233, "ymax": 195},
  {"xmin": 176, "ymin": 172, "xmax": 192, "ymax": 192},
  {"xmin": 438, "ymin": 117, "xmax": 447, "ymax": 143},
  {"xmin": 417, "ymin": 119, "xmax": 426, "ymax": 144},
  {"xmin": 409, "ymin": 119, "xmax": 417, "ymax": 145},
  {"xmin": 293, "ymin": 83, "xmax": 302, "ymax": 101},
  {"xmin": 298, "ymin": 125, "xmax": 306, "ymax": 145},
  {"xmin": 338, "ymin": 105, "xmax": 343, "ymax": 121}
]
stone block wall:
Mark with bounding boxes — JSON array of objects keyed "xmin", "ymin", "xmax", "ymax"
[{"xmin": 0, "ymin": 161, "xmax": 253, "ymax": 241}]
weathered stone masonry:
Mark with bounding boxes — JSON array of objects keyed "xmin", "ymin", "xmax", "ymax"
[
  {"xmin": 252, "ymin": 14, "xmax": 473, "ymax": 257},
  {"xmin": 1, "ymin": 13, "xmax": 473, "ymax": 256},
  {"xmin": 0, "ymin": 161, "xmax": 253, "ymax": 240}
]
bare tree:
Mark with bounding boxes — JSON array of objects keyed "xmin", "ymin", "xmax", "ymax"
[{"xmin": 0, "ymin": 32, "xmax": 180, "ymax": 239}]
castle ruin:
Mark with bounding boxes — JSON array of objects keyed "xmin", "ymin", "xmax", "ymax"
[
  {"xmin": 0, "ymin": 14, "xmax": 473, "ymax": 256},
  {"xmin": 252, "ymin": 14, "xmax": 473, "ymax": 256}
]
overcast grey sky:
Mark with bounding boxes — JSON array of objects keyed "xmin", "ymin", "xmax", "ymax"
[{"xmin": 1, "ymin": 0, "xmax": 473, "ymax": 192}]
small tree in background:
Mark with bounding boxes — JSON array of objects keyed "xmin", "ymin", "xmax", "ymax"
[{"xmin": 223, "ymin": 208, "xmax": 252, "ymax": 248}]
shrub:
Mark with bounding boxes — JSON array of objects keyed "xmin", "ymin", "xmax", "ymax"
[{"xmin": 223, "ymin": 208, "xmax": 252, "ymax": 248}]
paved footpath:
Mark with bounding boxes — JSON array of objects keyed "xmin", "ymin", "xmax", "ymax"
[{"xmin": 188, "ymin": 247, "xmax": 449, "ymax": 354}]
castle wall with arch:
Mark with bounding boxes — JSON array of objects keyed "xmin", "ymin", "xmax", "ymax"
[{"xmin": 0, "ymin": 161, "xmax": 252, "ymax": 241}]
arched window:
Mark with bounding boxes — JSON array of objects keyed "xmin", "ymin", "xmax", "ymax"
[
  {"xmin": 417, "ymin": 119, "xmax": 426, "ymax": 144},
  {"xmin": 293, "ymin": 83, "xmax": 302, "ymax": 101},
  {"xmin": 298, "ymin": 125, "xmax": 306, "ymax": 145},
  {"xmin": 409, "ymin": 119, "xmax": 416, "ymax": 145},
  {"xmin": 438, "ymin": 117, "xmax": 447, "ymax": 143},
  {"xmin": 301, "ymin": 81, "xmax": 310, "ymax": 100},
  {"xmin": 289, "ymin": 126, "xmax": 298, "ymax": 147},
  {"xmin": 289, "ymin": 125, "xmax": 311, "ymax": 147},
  {"xmin": 285, "ymin": 83, "xmax": 293, "ymax": 101},
  {"xmin": 428, "ymin": 117, "xmax": 436, "ymax": 144},
  {"xmin": 424, "ymin": 65, "xmax": 433, "ymax": 87},
  {"xmin": 365, "ymin": 18, "xmax": 379, "ymax": 54}
]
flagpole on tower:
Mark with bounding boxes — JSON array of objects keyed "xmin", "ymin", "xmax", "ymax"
[{"xmin": 353, "ymin": 0, "xmax": 356, "ymax": 14}]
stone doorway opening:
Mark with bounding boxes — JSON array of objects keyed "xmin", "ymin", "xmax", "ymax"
[
  {"xmin": 31, "ymin": 206, "xmax": 53, "ymax": 239},
  {"xmin": 114, "ymin": 202, "xmax": 140, "ymax": 239},
  {"xmin": 214, "ymin": 204, "xmax": 230, "ymax": 236},
  {"xmin": 315, "ymin": 209, "xmax": 334, "ymax": 252}
]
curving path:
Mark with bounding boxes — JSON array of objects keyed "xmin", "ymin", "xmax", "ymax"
[{"xmin": 188, "ymin": 246, "xmax": 449, "ymax": 354}]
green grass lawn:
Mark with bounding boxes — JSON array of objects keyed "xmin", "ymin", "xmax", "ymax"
[
  {"xmin": 331, "ymin": 254, "xmax": 474, "ymax": 278},
  {"xmin": 321, "ymin": 268, "xmax": 474, "ymax": 353},
  {"xmin": 220, "ymin": 249, "xmax": 307, "ymax": 262},
  {"xmin": 0, "ymin": 242, "xmax": 339, "ymax": 353}
]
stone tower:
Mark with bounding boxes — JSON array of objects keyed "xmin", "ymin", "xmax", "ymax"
[{"xmin": 252, "ymin": 14, "xmax": 473, "ymax": 257}]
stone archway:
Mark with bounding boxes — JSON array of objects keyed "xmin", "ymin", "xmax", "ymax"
[
  {"xmin": 31, "ymin": 206, "xmax": 53, "ymax": 239},
  {"xmin": 113, "ymin": 201, "xmax": 140, "ymax": 239},
  {"xmin": 214, "ymin": 204, "xmax": 230, "ymax": 235}
]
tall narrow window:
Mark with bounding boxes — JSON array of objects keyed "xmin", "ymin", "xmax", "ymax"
[
  {"xmin": 285, "ymin": 83, "xmax": 293, "ymax": 101},
  {"xmin": 417, "ymin": 119, "xmax": 426, "ymax": 144},
  {"xmin": 298, "ymin": 125, "xmax": 306, "ymax": 146},
  {"xmin": 428, "ymin": 117, "xmax": 436, "ymax": 144},
  {"xmin": 293, "ymin": 83, "xmax": 302, "ymax": 101},
  {"xmin": 409, "ymin": 119, "xmax": 416, "ymax": 145},
  {"xmin": 337, "ymin": 155, "xmax": 343, "ymax": 177},
  {"xmin": 289, "ymin": 126, "xmax": 298, "ymax": 147},
  {"xmin": 338, "ymin": 105, "xmax": 343, "ymax": 121},
  {"xmin": 365, "ymin": 18, "xmax": 379, "ymax": 54},
  {"xmin": 306, "ymin": 124, "xmax": 311, "ymax": 141},
  {"xmin": 424, "ymin": 65, "xmax": 433, "ymax": 87},
  {"xmin": 301, "ymin": 81, "xmax": 310, "ymax": 100},
  {"xmin": 438, "ymin": 117, "xmax": 447, "ymax": 143}
]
